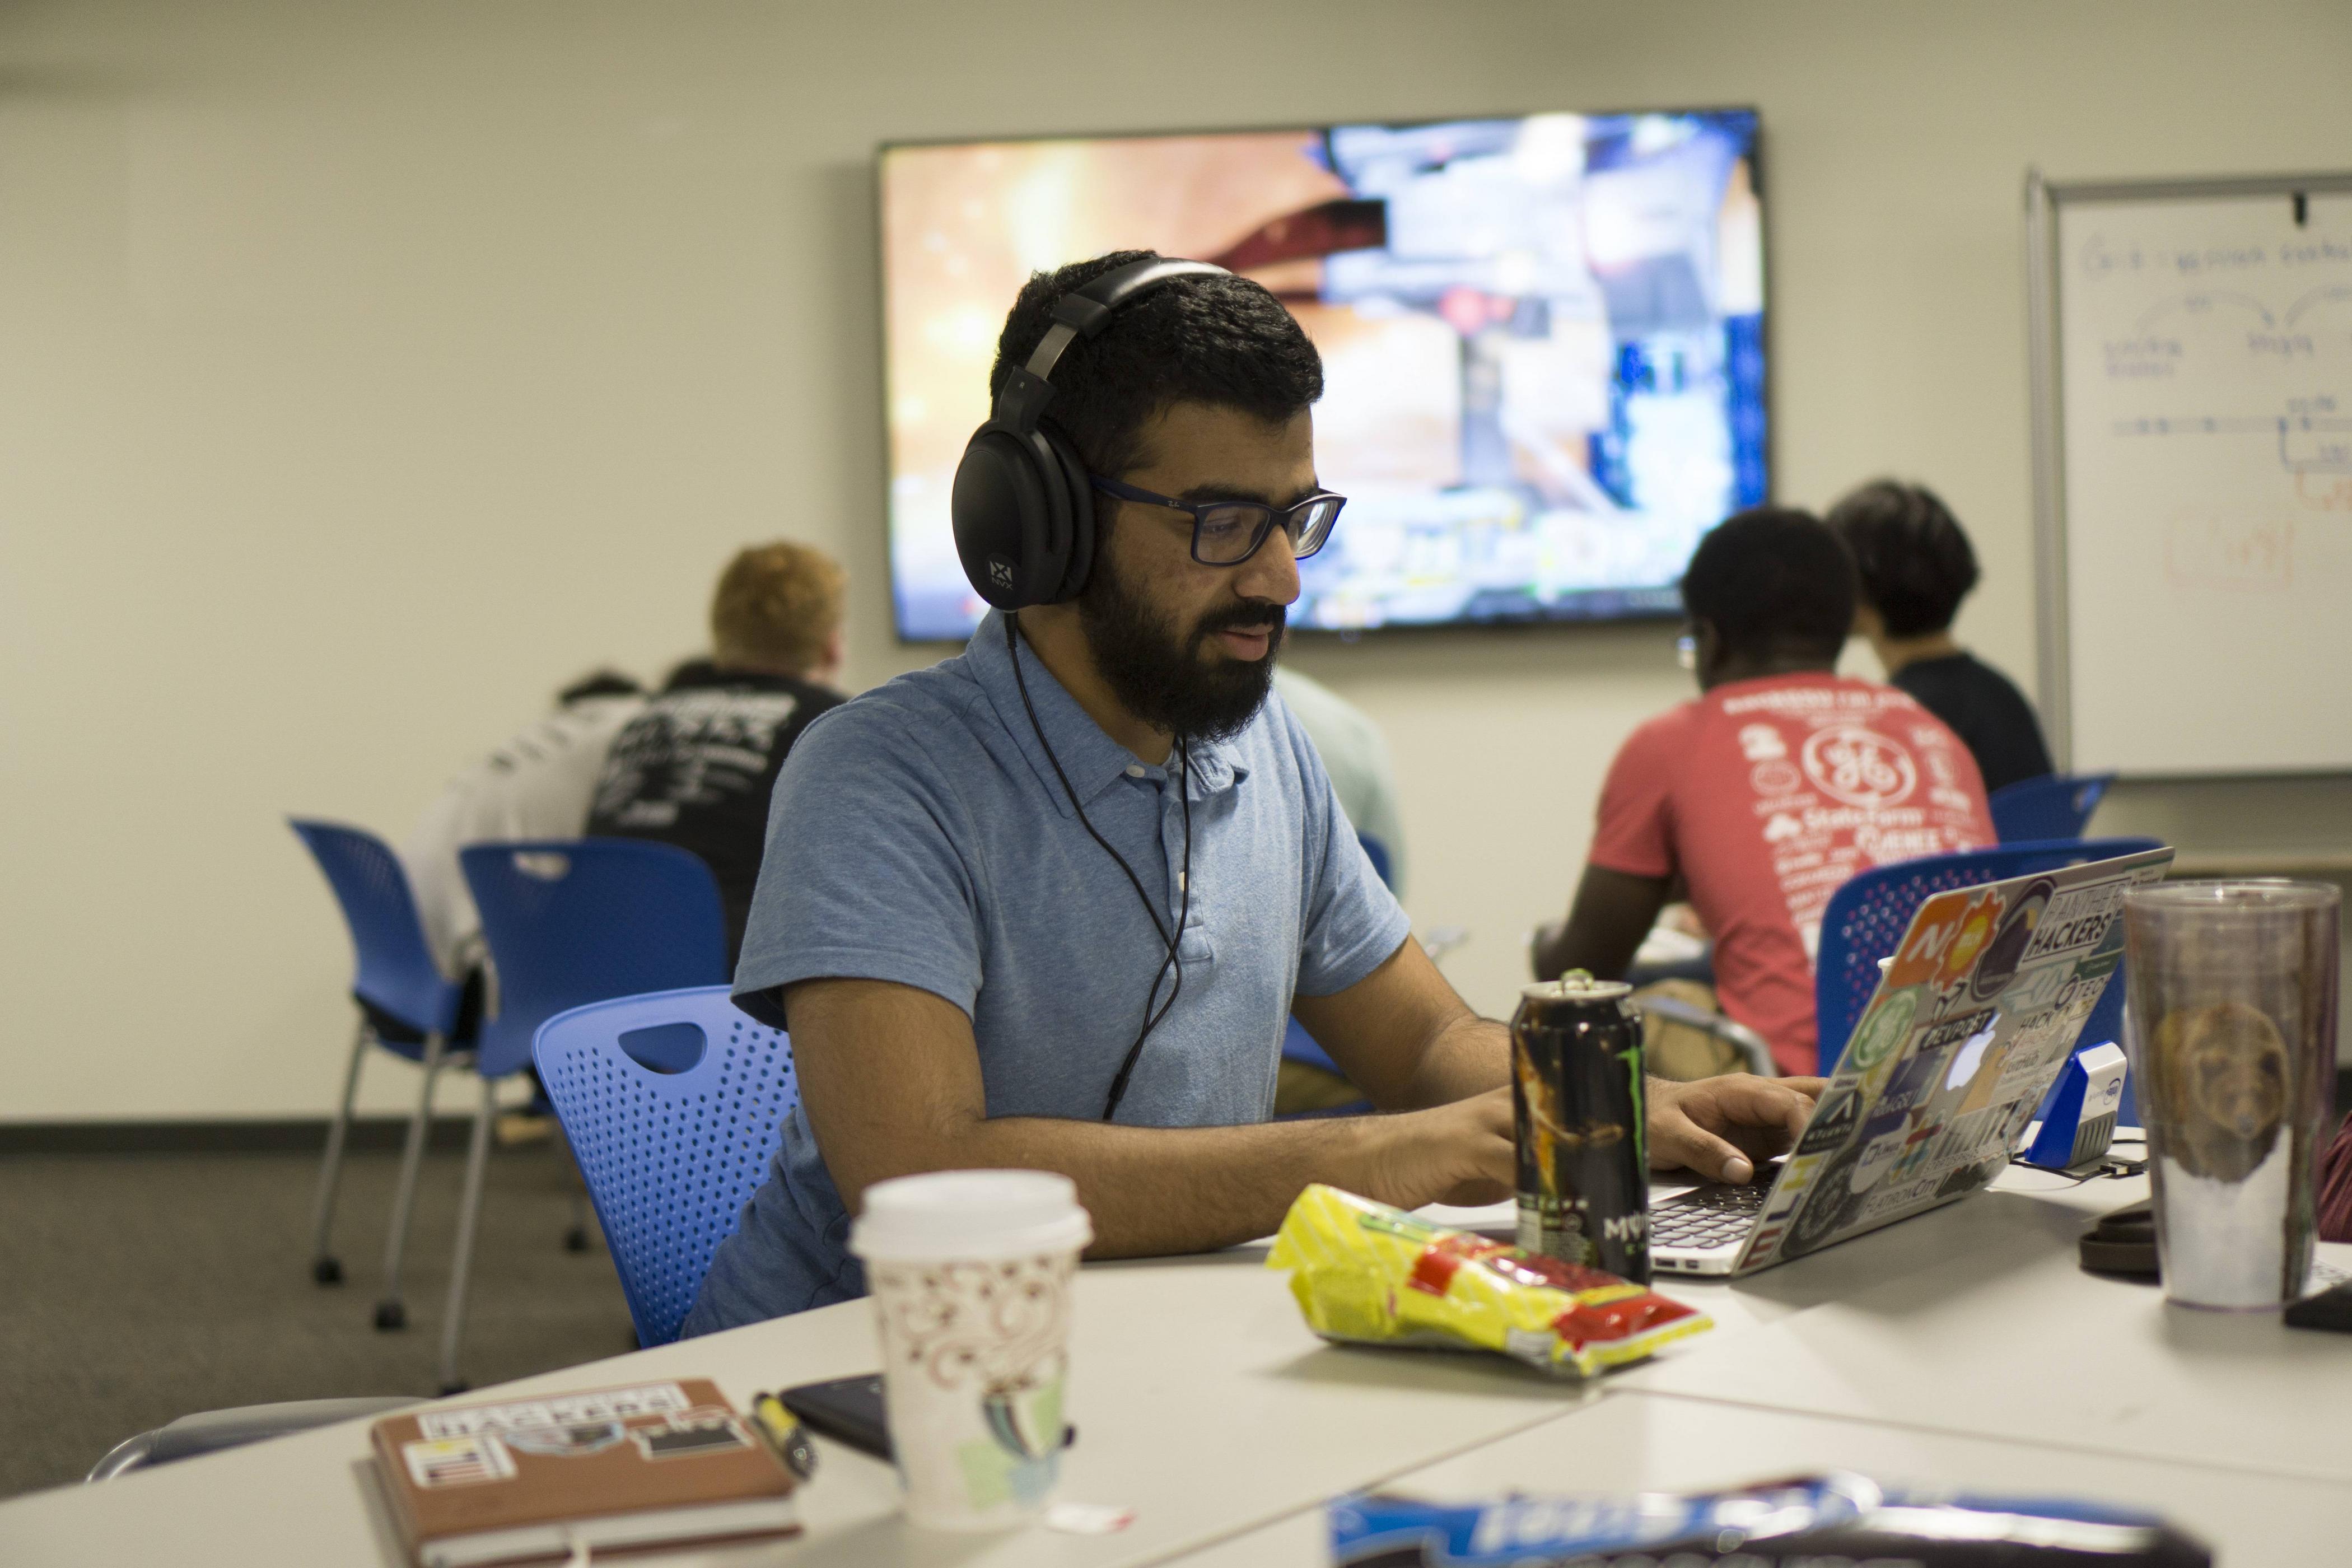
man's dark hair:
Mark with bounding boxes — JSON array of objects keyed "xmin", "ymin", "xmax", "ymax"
[
  {"xmin": 557, "ymin": 669, "xmax": 642, "ymax": 704},
  {"xmin": 1825, "ymin": 479, "xmax": 1980, "ymax": 637},
  {"xmin": 988, "ymin": 250, "xmax": 1323, "ymax": 477},
  {"xmin": 1681, "ymin": 507, "xmax": 1858, "ymax": 663}
]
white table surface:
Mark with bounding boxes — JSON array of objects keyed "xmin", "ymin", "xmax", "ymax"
[
  {"xmin": 1174, "ymin": 1390, "xmax": 2352, "ymax": 1565},
  {"xmin": 1621, "ymin": 1171, "xmax": 2352, "ymax": 1483},
  {"xmin": 0, "ymin": 1231, "xmax": 1644, "ymax": 1567},
  {"xmin": 3, "ymin": 1169, "xmax": 2342, "ymax": 1565}
]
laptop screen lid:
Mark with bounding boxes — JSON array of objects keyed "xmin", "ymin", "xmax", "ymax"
[{"xmin": 1729, "ymin": 844, "xmax": 2174, "ymax": 1274}]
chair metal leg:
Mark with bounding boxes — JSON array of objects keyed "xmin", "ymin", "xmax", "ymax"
[
  {"xmin": 564, "ymin": 1191, "xmax": 592, "ymax": 1253},
  {"xmin": 375, "ymin": 1031, "xmax": 449, "ymax": 1331},
  {"xmin": 306, "ymin": 1023, "xmax": 372, "ymax": 1285},
  {"xmin": 436, "ymin": 1078, "xmax": 498, "ymax": 1396}
]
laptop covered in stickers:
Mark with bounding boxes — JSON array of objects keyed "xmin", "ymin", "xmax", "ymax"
[{"xmin": 1650, "ymin": 844, "xmax": 2173, "ymax": 1277}]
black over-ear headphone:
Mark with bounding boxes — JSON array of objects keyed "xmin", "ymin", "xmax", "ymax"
[{"xmin": 951, "ymin": 257, "xmax": 1229, "ymax": 610}]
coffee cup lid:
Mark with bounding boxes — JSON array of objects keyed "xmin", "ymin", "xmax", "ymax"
[{"xmin": 849, "ymin": 1169, "xmax": 1094, "ymax": 1263}]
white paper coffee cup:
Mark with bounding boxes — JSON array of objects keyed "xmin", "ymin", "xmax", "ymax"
[{"xmin": 850, "ymin": 1170, "xmax": 1093, "ymax": 1530}]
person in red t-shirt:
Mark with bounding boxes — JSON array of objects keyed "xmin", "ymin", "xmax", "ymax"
[
  {"xmin": 1534, "ymin": 508, "xmax": 1996, "ymax": 1076},
  {"xmin": 2319, "ymin": 1113, "xmax": 2352, "ymax": 1243}
]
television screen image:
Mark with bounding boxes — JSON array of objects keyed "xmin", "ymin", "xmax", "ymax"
[{"xmin": 880, "ymin": 110, "xmax": 1766, "ymax": 641}]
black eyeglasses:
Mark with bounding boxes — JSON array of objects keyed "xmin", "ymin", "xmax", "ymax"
[{"xmin": 1089, "ymin": 475, "xmax": 1346, "ymax": 567}]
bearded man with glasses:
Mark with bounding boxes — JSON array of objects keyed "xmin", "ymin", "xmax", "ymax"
[{"xmin": 683, "ymin": 252, "xmax": 1817, "ymax": 1333}]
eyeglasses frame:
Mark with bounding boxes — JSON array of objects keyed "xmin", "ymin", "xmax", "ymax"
[{"xmin": 1088, "ymin": 474, "xmax": 1346, "ymax": 567}]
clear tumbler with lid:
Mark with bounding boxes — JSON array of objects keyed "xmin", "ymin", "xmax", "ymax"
[{"xmin": 2122, "ymin": 879, "xmax": 2339, "ymax": 1309}]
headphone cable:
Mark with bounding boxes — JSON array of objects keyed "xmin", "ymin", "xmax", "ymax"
[{"xmin": 1004, "ymin": 614, "xmax": 1192, "ymax": 1121}]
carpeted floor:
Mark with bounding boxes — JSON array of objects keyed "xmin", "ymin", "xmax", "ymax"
[{"xmin": 0, "ymin": 1140, "xmax": 636, "ymax": 1500}]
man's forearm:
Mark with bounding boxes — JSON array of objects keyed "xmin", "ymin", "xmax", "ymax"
[
  {"xmin": 1390, "ymin": 1013, "xmax": 1510, "ymax": 1109},
  {"xmin": 843, "ymin": 1112, "xmax": 1392, "ymax": 1261}
]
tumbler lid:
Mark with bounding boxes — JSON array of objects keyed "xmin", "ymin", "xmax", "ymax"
[{"xmin": 2124, "ymin": 879, "xmax": 2340, "ymax": 913}]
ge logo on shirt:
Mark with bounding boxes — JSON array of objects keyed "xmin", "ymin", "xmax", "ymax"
[{"xmin": 1799, "ymin": 725, "xmax": 1917, "ymax": 809}]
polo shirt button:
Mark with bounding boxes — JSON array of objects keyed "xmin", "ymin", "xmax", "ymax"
[{"xmin": 1124, "ymin": 764, "xmax": 1146, "ymax": 778}]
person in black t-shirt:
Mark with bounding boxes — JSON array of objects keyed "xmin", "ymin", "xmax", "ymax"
[
  {"xmin": 589, "ymin": 542, "xmax": 849, "ymax": 965},
  {"xmin": 1826, "ymin": 480, "xmax": 2054, "ymax": 794}
]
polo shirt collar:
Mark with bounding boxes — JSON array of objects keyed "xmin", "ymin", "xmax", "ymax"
[{"xmin": 968, "ymin": 610, "xmax": 1249, "ymax": 818}]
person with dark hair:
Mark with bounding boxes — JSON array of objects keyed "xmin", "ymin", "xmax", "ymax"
[
  {"xmin": 1827, "ymin": 479, "xmax": 2053, "ymax": 793},
  {"xmin": 1534, "ymin": 508, "xmax": 1996, "ymax": 1075},
  {"xmin": 684, "ymin": 253, "xmax": 1818, "ymax": 1333}
]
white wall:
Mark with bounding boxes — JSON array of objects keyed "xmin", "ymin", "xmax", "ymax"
[{"xmin": 4, "ymin": 0, "xmax": 2349, "ymax": 1120}]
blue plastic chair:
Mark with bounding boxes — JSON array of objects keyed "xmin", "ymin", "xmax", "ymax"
[
  {"xmin": 289, "ymin": 819, "xmax": 473, "ymax": 1331},
  {"xmin": 1280, "ymin": 833, "xmax": 1393, "ymax": 1113},
  {"xmin": 1814, "ymin": 834, "xmax": 2164, "ymax": 1076},
  {"xmin": 534, "ymin": 987, "xmax": 797, "ymax": 1347},
  {"xmin": 431, "ymin": 839, "xmax": 729, "ymax": 1389},
  {"xmin": 1989, "ymin": 772, "xmax": 2116, "ymax": 844}
]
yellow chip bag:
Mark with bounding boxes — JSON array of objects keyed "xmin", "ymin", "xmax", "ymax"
[{"xmin": 1266, "ymin": 1184, "xmax": 1711, "ymax": 1378}]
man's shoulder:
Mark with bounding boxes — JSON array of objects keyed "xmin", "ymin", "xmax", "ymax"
[
  {"xmin": 783, "ymin": 656, "xmax": 998, "ymax": 779},
  {"xmin": 1616, "ymin": 693, "xmax": 1711, "ymax": 756},
  {"xmin": 788, "ymin": 674, "xmax": 851, "ymax": 712},
  {"xmin": 1903, "ymin": 653, "xmax": 2032, "ymax": 712}
]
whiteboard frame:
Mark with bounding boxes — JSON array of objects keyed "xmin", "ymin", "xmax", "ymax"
[{"xmin": 2026, "ymin": 166, "xmax": 2352, "ymax": 777}]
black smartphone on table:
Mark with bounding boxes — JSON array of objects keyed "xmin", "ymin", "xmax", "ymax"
[{"xmin": 779, "ymin": 1374, "xmax": 893, "ymax": 1461}]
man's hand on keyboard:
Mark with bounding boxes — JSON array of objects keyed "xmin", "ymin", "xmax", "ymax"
[{"xmin": 1646, "ymin": 1074, "xmax": 1827, "ymax": 1184}]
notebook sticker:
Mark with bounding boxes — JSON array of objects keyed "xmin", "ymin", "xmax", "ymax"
[
  {"xmin": 503, "ymin": 1420, "xmax": 626, "ymax": 1458},
  {"xmin": 634, "ymin": 1410, "xmax": 752, "ymax": 1461},
  {"xmin": 418, "ymin": 1383, "xmax": 689, "ymax": 1440},
  {"xmin": 404, "ymin": 1435, "xmax": 516, "ymax": 1488}
]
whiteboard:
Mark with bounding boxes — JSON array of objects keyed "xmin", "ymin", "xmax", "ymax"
[{"xmin": 2028, "ymin": 171, "xmax": 2352, "ymax": 777}]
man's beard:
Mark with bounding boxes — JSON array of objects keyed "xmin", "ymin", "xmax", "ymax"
[{"xmin": 1076, "ymin": 551, "xmax": 1284, "ymax": 745}]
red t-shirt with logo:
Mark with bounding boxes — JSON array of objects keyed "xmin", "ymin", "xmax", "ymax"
[{"xmin": 1589, "ymin": 673, "xmax": 1995, "ymax": 1075}]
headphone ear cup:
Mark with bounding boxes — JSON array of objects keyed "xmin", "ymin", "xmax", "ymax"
[
  {"xmin": 1040, "ymin": 428, "xmax": 1094, "ymax": 603},
  {"xmin": 952, "ymin": 425, "xmax": 1056, "ymax": 609},
  {"xmin": 1019, "ymin": 424, "xmax": 1075, "ymax": 604}
]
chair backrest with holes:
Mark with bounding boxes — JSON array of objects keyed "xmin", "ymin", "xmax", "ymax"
[
  {"xmin": 1813, "ymin": 835, "xmax": 2164, "ymax": 1074},
  {"xmin": 1988, "ymin": 771, "xmax": 2116, "ymax": 844},
  {"xmin": 290, "ymin": 818, "xmax": 465, "ymax": 1038},
  {"xmin": 461, "ymin": 839, "xmax": 730, "ymax": 1079},
  {"xmin": 533, "ymin": 986, "xmax": 796, "ymax": 1346}
]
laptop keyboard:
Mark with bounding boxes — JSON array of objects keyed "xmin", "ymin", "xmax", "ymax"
[{"xmin": 1651, "ymin": 1174, "xmax": 1775, "ymax": 1250}]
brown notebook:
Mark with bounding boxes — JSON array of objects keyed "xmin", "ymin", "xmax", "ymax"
[{"xmin": 368, "ymin": 1379, "xmax": 799, "ymax": 1568}]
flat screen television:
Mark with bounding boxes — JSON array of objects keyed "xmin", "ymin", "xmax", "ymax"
[{"xmin": 879, "ymin": 109, "xmax": 1766, "ymax": 641}]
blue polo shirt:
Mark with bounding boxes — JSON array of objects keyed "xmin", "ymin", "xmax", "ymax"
[{"xmin": 680, "ymin": 610, "xmax": 1410, "ymax": 1333}]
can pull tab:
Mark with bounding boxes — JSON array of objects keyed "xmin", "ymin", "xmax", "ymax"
[{"xmin": 1523, "ymin": 969, "xmax": 1634, "ymax": 1003}]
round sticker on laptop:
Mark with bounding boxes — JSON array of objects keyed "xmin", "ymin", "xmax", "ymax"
[
  {"xmin": 1843, "ymin": 986, "xmax": 1921, "ymax": 1076},
  {"xmin": 1786, "ymin": 1142, "xmax": 1867, "ymax": 1254},
  {"xmin": 1969, "ymin": 878, "xmax": 2055, "ymax": 1002}
]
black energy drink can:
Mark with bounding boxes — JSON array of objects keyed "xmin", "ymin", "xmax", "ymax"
[{"xmin": 1511, "ymin": 976, "xmax": 1650, "ymax": 1283}]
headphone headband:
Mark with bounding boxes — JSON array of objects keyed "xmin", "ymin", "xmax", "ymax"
[{"xmin": 1017, "ymin": 258, "xmax": 1231, "ymax": 388}]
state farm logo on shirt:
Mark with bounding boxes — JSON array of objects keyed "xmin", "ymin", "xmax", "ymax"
[{"xmin": 1799, "ymin": 725, "xmax": 1919, "ymax": 809}]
